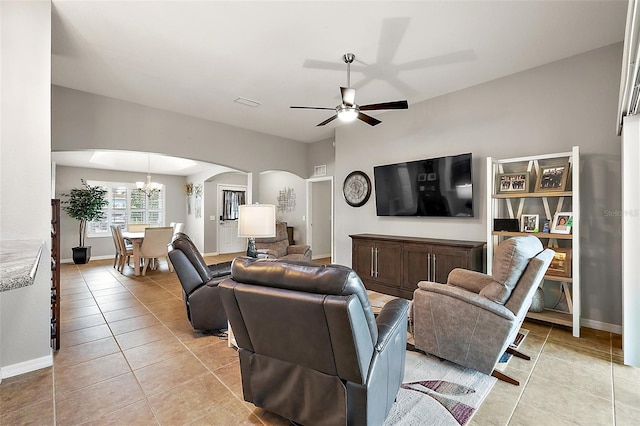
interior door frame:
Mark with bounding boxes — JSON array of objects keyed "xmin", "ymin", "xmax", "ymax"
[
  {"xmin": 217, "ymin": 183, "xmax": 247, "ymax": 254},
  {"xmin": 306, "ymin": 176, "xmax": 334, "ymax": 263}
]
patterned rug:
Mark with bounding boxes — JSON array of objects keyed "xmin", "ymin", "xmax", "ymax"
[{"xmin": 385, "ymin": 331, "xmax": 527, "ymax": 426}]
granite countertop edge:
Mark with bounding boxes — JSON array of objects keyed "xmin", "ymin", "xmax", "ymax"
[{"xmin": 0, "ymin": 239, "xmax": 46, "ymax": 292}]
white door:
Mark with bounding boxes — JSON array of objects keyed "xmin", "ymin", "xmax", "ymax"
[{"xmin": 218, "ymin": 185, "xmax": 247, "ymax": 254}]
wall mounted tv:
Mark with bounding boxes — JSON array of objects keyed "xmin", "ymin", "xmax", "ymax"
[{"xmin": 373, "ymin": 153, "xmax": 473, "ymax": 217}]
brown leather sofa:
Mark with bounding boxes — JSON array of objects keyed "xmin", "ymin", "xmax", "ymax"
[
  {"xmin": 219, "ymin": 257, "xmax": 410, "ymax": 425},
  {"xmin": 168, "ymin": 233, "xmax": 231, "ymax": 331},
  {"xmin": 254, "ymin": 222, "xmax": 311, "ymax": 261}
]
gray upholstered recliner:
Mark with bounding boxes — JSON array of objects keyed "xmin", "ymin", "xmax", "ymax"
[
  {"xmin": 412, "ymin": 236, "xmax": 554, "ymax": 385},
  {"xmin": 219, "ymin": 257, "xmax": 410, "ymax": 425},
  {"xmin": 168, "ymin": 233, "xmax": 231, "ymax": 331},
  {"xmin": 254, "ymin": 222, "xmax": 311, "ymax": 261}
]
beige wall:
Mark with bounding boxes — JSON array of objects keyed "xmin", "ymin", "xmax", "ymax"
[
  {"xmin": 259, "ymin": 171, "xmax": 308, "ymax": 245},
  {"xmin": 51, "ymin": 86, "xmax": 311, "ymax": 188},
  {"xmin": 334, "ymin": 43, "xmax": 623, "ymax": 329}
]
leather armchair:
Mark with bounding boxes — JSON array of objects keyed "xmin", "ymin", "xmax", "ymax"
[
  {"xmin": 219, "ymin": 257, "xmax": 410, "ymax": 425},
  {"xmin": 254, "ymin": 222, "xmax": 311, "ymax": 261},
  {"xmin": 168, "ymin": 233, "xmax": 231, "ymax": 331},
  {"xmin": 412, "ymin": 236, "xmax": 554, "ymax": 385}
]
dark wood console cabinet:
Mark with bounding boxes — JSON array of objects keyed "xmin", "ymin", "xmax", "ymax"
[{"xmin": 350, "ymin": 234, "xmax": 485, "ymax": 299}]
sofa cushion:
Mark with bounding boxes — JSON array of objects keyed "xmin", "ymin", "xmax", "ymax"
[{"xmin": 480, "ymin": 236, "xmax": 543, "ymax": 304}]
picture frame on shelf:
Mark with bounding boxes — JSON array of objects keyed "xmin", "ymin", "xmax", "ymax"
[
  {"xmin": 521, "ymin": 214, "xmax": 539, "ymax": 233},
  {"xmin": 496, "ymin": 172, "xmax": 530, "ymax": 194},
  {"xmin": 546, "ymin": 247, "xmax": 572, "ymax": 277},
  {"xmin": 551, "ymin": 212, "xmax": 573, "ymax": 234},
  {"xmin": 534, "ymin": 162, "xmax": 570, "ymax": 192}
]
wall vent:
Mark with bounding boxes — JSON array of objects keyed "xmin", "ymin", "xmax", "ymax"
[{"xmin": 314, "ymin": 165, "xmax": 327, "ymax": 176}]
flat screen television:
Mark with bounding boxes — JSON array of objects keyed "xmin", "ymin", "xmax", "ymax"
[{"xmin": 373, "ymin": 153, "xmax": 473, "ymax": 217}]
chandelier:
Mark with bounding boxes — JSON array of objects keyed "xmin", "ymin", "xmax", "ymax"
[{"xmin": 136, "ymin": 155, "xmax": 162, "ymax": 198}]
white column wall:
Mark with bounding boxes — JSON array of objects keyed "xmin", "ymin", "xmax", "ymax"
[
  {"xmin": 0, "ymin": 1, "xmax": 53, "ymax": 376},
  {"xmin": 622, "ymin": 114, "xmax": 640, "ymax": 367}
]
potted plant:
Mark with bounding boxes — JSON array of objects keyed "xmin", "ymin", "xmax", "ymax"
[{"xmin": 62, "ymin": 179, "xmax": 108, "ymax": 264}]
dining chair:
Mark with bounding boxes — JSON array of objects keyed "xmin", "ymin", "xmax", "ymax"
[
  {"xmin": 139, "ymin": 226, "xmax": 174, "ymax": 275},
  {"xmin": 110, "ymin": 225, "xmax": 121, "ymax": 269},
  {"xmin": 113, "ymin": 226, "xmax": 134, "ymax": 273},
  {"xmin": 127, "ymin": 223, "xmax": 149, "ymax": 232}
]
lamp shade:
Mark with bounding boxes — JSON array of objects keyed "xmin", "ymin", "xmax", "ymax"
[{"xmin": 237, "ymin": 204, "xmax": 276, "ymax": 238}]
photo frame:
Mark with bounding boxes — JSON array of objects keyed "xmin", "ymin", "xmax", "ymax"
[
  {"xmin": 534, "ymin": 162, "xmax": 569, "ymax": 192},
  {"xmin": 496, "ymin": 172, "xmax": 530, "ymax": 194},
  {"xmin": 550, "ymin": 212, "xmax": 573, "ymax": 234},
  {"xmin": 546, "ymin": 247, "xmax": 572, "ymax": 277},
  {"xmin": 521, "ymin": 214, "xmax": 539, "ymax": 233}
]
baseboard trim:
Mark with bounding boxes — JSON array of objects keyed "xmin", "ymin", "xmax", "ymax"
[
  {"xmin": 61, "ymin": 254, "xmax": 114, "ymax": 264},
  {"xmin": 581, "ymin": 318, "xmax": 622, "ymax": 334},
  {"xmin": 1, "ymin": 352, "xmax": 53, "ymax": 380},
  {"xmin": 312, "ymin": 253, "xmax": 331, "ymax": 260},
  {"xmin": 202, "ymin": 252, "xmax": 219, "ymax": 257}
]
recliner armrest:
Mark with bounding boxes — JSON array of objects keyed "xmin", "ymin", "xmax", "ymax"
[
  {"xmin": 287, "ymin": 244, "xmax": 310, "ymax": 255},
  {"xmin": 207, "ymin": 261, "xmax": 232, "ymax": 278},
  {"xmin": 447, "ymin": 268, "xmax": 495, "ymax": 294},
  {"xmin": 417, "ymin": 281, "xmax": 515, "ymax": 320},
  {"xmin": 375, "ymin": 298, "xmax": 410, "ymax": 352}
]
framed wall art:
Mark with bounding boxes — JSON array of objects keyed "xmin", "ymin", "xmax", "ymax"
[{"xmin": 496, "ymin": 172, "xmax": 530, "ymax": 194}]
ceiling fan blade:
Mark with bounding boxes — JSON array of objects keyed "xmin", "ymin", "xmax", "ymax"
[
  {"xmin": 340, "ymin": 87, "xmax": 356, "ymax": 106},
  {"xmin": 360, "ymin": 100, "xmax": 408, "ymax": 111},
  {"xmin": 290, "ymin": 106, "xmax": 335, "ymax": 110},
  {"xmin": 317, "ymin": 115, "xmax": 338, "ymax": 127},
  {"xmin": 358, "ymin": 113, "xmax": 381, "ymax": 126}
]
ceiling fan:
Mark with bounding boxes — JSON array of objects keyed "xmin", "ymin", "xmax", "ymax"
[{"xmin": 290, "ymin": 53, "xmax": 409, "ymax": 127}]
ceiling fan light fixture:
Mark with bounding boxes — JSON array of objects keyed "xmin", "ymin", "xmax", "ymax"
[{"xmin": 337, "ymin": 105, "xmax": 358, "ymax": 122}]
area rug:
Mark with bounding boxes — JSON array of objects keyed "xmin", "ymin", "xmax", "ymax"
[{"xmin": 385, "ymin": 330, "xmax": 528, "ymax": 426}]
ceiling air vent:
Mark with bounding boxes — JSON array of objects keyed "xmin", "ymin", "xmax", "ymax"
[{"xmin": 234, "ymin": 97, "xmax": 261, "ymax": 108}]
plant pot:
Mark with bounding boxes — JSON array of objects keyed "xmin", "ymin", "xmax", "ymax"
[{"xmin": 72, "ymin": 246, "xmax": 92, "ymax": 264}]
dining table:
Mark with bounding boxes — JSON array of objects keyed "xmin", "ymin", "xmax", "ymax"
[{"xmin": 121, "ymin": 231, "xmax": 145, "ymax": 276}]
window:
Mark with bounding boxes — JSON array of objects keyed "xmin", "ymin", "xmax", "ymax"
[
  {"xmin": 87, "ymin": 180, "xmax": 165, "ymax": 237},
  {"xmin": 222, "ymin": 190, "xmax": 246, "ymax": 220}
]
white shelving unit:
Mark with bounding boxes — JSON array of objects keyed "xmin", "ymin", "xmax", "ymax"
[{"xmin": 486, "ymin": 147, "xmax": 580, "ymax": 337}]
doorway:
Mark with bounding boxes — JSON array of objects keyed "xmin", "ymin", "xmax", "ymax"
[{"xmin": 306, "ymin": 177, "xmax": 333, "ymax": 262}]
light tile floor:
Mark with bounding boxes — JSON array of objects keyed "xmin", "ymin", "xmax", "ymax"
[{"xmin": 1, "ymin": 255, "xmax": 639, "ymax": 425}]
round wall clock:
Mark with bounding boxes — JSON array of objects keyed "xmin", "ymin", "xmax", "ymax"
[{"xmin": 343, "ymin": 171, "xmax": 372, "ymax": 207}]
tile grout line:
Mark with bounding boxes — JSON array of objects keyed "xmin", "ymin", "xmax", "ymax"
[
  {"xmin": 104, "ymin": 262, "xmax": 254, "ymax": 425},
  {"xmin": 504, "ymin": 324, "xmax": 552, "ymax": 425}
]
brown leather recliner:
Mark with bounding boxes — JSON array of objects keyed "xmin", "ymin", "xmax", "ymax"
[
  {"xmin": 219, "ymin": 257, "xmax": 410, "ymax": 425},
  {"xmin": 254, "ymin": 222, "xmax": 311, "ymax": 261},
  {"xmin": 168, "ymin": 233, "xmax": 231, "ymax": 331}
]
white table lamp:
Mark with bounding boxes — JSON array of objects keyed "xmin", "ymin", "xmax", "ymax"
[{"xmin": 237, "ymin": 204, "xmax": 276, "ymax": 257}]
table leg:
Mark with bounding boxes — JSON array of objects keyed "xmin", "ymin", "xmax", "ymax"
[{"xmin": 132, "ymin": 241, "xmax": 142, "ymax": 276}]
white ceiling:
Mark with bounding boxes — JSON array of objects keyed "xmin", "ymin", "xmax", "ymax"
[{"xmin": 51, "ymin": 1, "xmax": 627, "ymax": 145}]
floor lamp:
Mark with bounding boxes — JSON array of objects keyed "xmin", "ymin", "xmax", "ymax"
[{"xmin": 237, "ymin": 204, "xmax": 276, "ymax": 258}]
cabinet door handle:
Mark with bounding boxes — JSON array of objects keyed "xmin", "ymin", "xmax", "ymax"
[
  {"xmin": 432, "ymin": 254, "xmax": 437, "ymax": 282},
  {"xmin": 375, "ymin": 247, "xmax": 379, "ymax": 277},
  {"xmin": 370, "ymin": 247, "xmax": 374, "ymax": 277},
  {"xmin": 427, "ymin": 253, "xmax": 431, "ymax": 281}
]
